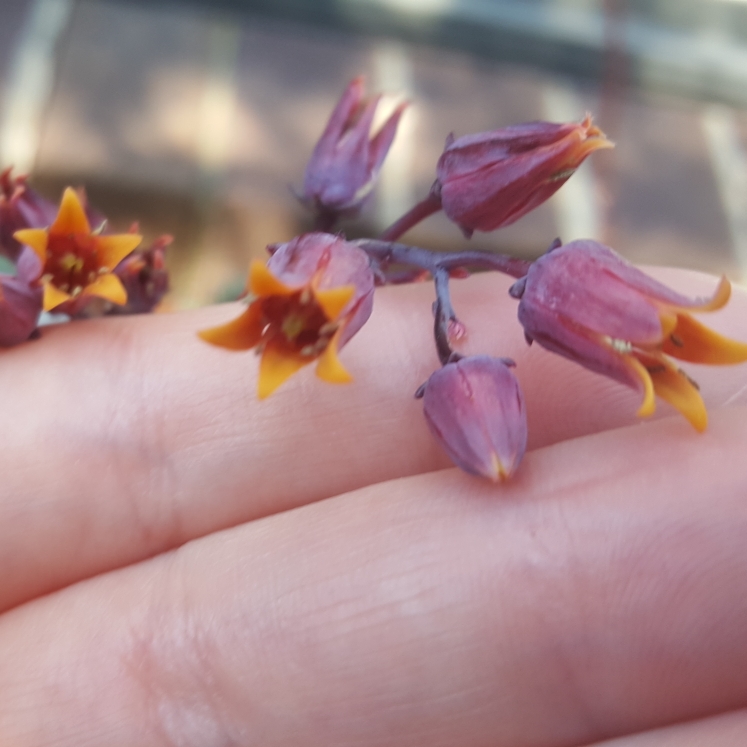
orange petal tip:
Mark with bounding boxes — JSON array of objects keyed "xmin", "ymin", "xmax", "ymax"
[
  {"xmin": 249, "ymin": 260, "xmax": 295, "ymax": 297},
  {"xmin": 315, "ymin": 285, "xmax": 355, "ymax": 321}
]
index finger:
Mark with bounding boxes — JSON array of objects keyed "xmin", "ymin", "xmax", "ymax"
[{"xmin": 0, "ymin": 267, "xmax": 746, "ymax": 611}]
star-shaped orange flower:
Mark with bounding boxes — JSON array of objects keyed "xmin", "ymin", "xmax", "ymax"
[{"xmin": 13, "ymin": 187, "xmax": 142, "ymax": 312}]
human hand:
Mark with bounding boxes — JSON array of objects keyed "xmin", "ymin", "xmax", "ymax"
[{"xmin": 1, "ymin": 268, "xmax": 747, "ymax": 746}]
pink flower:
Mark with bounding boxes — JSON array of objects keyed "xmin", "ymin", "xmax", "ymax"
[
  {"xmin": 199, "ymin": 233, "xmax": 375, "ymax": 398},
  {"xmin": 419, "ymin": 356, "xmax": 527, "ymax": 481},
  {"xmin": 511, "ymin": 239, "xmax": 747, "ymax": 431},
  {"xmin": 301, "ymin": 77, "xmax": 407, "ymax": 218},
  {"xmin": 435, "ymin": 116, "xmax": 613, "ymax": 237}
]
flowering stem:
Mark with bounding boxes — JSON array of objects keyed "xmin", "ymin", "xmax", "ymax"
[
  {"xmin": 433, "ymin": 268, "xmax": 461, "ymax": 365},
  {"xmin": 378, "ymin": 193, "xmax": 442, "ymax": 241},
  {"xmin": 355, "ymin": 239, "xmax": 533, "ymax": 366},
  {"xmin": 354, "ymin": 239, "xmax": 533, "ymax": 280}
]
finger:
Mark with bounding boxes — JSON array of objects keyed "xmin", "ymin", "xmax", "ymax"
[
  {"xmin": 587, "ymin": 709, "xmax": 747, "ymax": 746},
  {"xmin": 1, "ymin": 268, "xmax": 746, "ymax": 612},
  {"xmin": 2, "ymin": 407, "xmax": 747, "ymax": 746}
]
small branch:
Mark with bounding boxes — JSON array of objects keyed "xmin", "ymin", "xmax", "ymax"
[
  {"xmin": 378, "ymin": 193, "xmax": 442, "ymax": 242},
  {"xmin": 355, "ymin": 239, "xmax": 533, "ymax": 280},
  {"xmin": 433, "ymin": 268, "xmax": 462, "ymax": 365}
]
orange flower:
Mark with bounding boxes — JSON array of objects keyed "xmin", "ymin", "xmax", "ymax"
[
  {"xmin": 13, "ymin": 187, "xmax": 142, "ymax": 312},
  {"xmin": 512, "ymin": 239, "xmax": 747, "ymax": 431},
  {"xmin": 199, "ymin": 233, "xmax": 375, "ymax": 398}
]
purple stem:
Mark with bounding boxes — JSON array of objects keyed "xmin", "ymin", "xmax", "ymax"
[
  {"xmin": 378, "ymin": 193, "xmax": 442, "ymax": 241},
  {"xmin": 355, "ymin": 239, "xmax": 533, "ymax": 280}
]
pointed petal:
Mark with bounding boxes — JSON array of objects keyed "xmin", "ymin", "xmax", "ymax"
[
  {"xmin": 198, "ymin": 302, "xmax": 264, "ymax": 350},
  {"xmin": 315, "ymin": 77, "xmax": 365, "ymax": 151},
  {"xmin": 13, "ymin": 228, "xmax": 48, "ymax": 263},
  {"xmin": 96, "ymin": 234, "xmax": 142, "ymax": 269},
  {"xmin": 679, "ymin": 275, "xmax": 731, "ymax": 312},
  {"xmin": 315, "ymin": 331, "xmax": 353, "ymax": 384},
  {"xmin": 314, "ymin": 285, "xmax": 355, "ymax": 320},
  {"xmin": 82, "ymin": 273, "xmax": 127, "ymax": 306},
  {"xmin": 662, "ymin": 312, "xmax": 747, "ymax": 364},
  {"xmin": 249, "ymin": 260, "xmax": 295, "ymax": 297},
  {"xmin": 625, "ymin": 355, "xmax": 656, "ymax": 418},
  {"xmin": 258, "ymin": 339, "xmax": 309, "ymax": 399},
  {"xmin": 51, "ymin": 187, "xmax": 91, "ymax": 235},
  {"xmin": 368, "ymin": 101, "xmax": 408, "ymax": 172},
  {"xmin": 649, "ymin": 361, "xmax": 708, "ymax": 432},
  {"xmin": 43, "ymin": 282, "xmax": 71, "ymax": 311}
]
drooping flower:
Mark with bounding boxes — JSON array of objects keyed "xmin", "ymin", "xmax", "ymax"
[
  {"xmin": 300, "ymin": 77, "xmax": 407, "ymax": 220},
  {"xmin": 13, "ymin": 187, "xmax": 142, "ymax": 315},
  {"xmin": 511, "ymin": 239, "xmax": 747, "ymax": 431},
  {"xmin": 0, "ymin": 246, "xmax": 43, "ymax": 346},
  {"xmin": 418, "ymin": 356, "xmax": 527, "ymax": 481},
  {"xmin": 199, "ymin": 233, "xmax": 375, "ymax": 398},
  {"xmin": 434, "ymin": 116, "xmax": 613, "ymax": 237}
]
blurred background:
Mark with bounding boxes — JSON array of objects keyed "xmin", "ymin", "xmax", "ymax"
[{"xmin": 2, "ymin": 0, "xmax": 747, "ymax": 307}]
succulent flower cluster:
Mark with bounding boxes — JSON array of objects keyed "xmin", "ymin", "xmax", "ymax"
[
  {"xmin": 2, "ymin": 77, "xmax": 746, "ymax": 483},
  {"xmin": 0, "ymin": 167, "xmax": 170, "ymax": 338}
]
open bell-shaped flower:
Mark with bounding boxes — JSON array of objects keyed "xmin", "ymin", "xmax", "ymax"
[
  {"xmin": 300, "ymin": 77, "xmax": 407, "ymax": 220},
  {"xmin": 418, "ymin": 355, "xmax": 528, "ymax": 481},
  {"xmin": 434, "ymin": 116, "xmax": 613, "ymax": 237},
  {"xmin": 199, "ymin": 233, "xmax": 375, "ymax": 398},
  {"xmin": 13, "ymin": 187, "xmax": 142, "ymax": 316},
  {"xmin": 511, "ymin": 239, "xmax": 747, "ymax": 431}
]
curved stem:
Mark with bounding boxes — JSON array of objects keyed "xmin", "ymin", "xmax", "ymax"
[{"xmin": 378, "ymin": 193, "xmax": 442, "ymax": 242}]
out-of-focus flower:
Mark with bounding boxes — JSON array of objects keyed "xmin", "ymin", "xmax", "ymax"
[
  {"xmin": 418, "ymin": 355, "xmax": 527, "ymax": 481},
  {"xmin": 301, "ymin": 77, "xmax": 407, "ymax": 219},
  {"xmin": 511, "ymin": 239, "xmax": 747, "ymax": 431},
  {"xmin": 434, "ymin": 116, "xmax": 613, "ymax": 237},
  {"xmin": 0, "ymin": 246, "xmax": 43, "ymax": 346},
  {"xmin": 0, "ymin": 168, "xmax": 58, "ymax": 261},
  {"xmin": 199, "ymin": 233, "xmax": 375, "ymax": 398},
  {"xmin": 13, "ymin": 187, "xmax": 142, "ymax": 315},
  {"xmin": 108, "ymin": 234, "xmax": 171, "ymax": 315}
]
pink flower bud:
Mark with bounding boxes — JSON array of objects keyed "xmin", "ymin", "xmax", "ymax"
[
  {"xmin": 511, "ymin": 239, "xmax": 747, "ymax": 431},
  {"xmin": 435, "ymin": 116, "xmax": 613, "ymax": 237},
  {"xmin": 200, "ymin": 233, "xmax": 375, "ymax": 398},
  {"xmin": 0, "ymin": 246, "xmax": 43, "ymax": 346},
  {"xmin": 420, "ymin": 356, "xmax": 527, "ymax": 481},
  {"xmin": 301, "ymin": 77, "xmax": 407, "ymax": 218}
]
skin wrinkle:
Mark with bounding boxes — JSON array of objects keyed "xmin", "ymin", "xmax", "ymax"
[
  {"xmin": 0, "ymin": 270, "xmax": 744, "ymax": 620},
  {"xmin": 0, "ymin": 411, "xmax": 746, "ymax": 745}
]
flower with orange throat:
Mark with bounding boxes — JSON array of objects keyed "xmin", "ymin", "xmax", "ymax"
[
  {"xmin": 12, "ymin": 187, "xmax": 142, "ymax": 314},
  {"xmin": 199, "ymin": 233, "xmax": 375, "ymax": 398},
  {"xmin": 511, "ymin": 239, "xmax": 747, "ymax": 431}
]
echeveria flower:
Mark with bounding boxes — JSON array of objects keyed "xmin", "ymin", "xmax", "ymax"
[
  {"xmin": 511, "ymin": 239, "xmax": 747, "ymax": 431},
  {"xmin": 418, "ymin": 356, "xmax": 527, "ymax": 481},
  {"xmin": 13, "ymin": 187, "xmax": 142, "ymax": 315},
  {"xmin": 0, "ymin": 246, "xmax": 42, "ymax": 346},
  {"xmin": 434, "ymin": 116, "xmax": 613, "ymax": 237},
  {"xmin": 199, "ymin": 233, "xmax": 375, "ymax": 398},
  {"xmin": 301, "ymin": 77, "xmax": 407, "ymax": 218}
]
